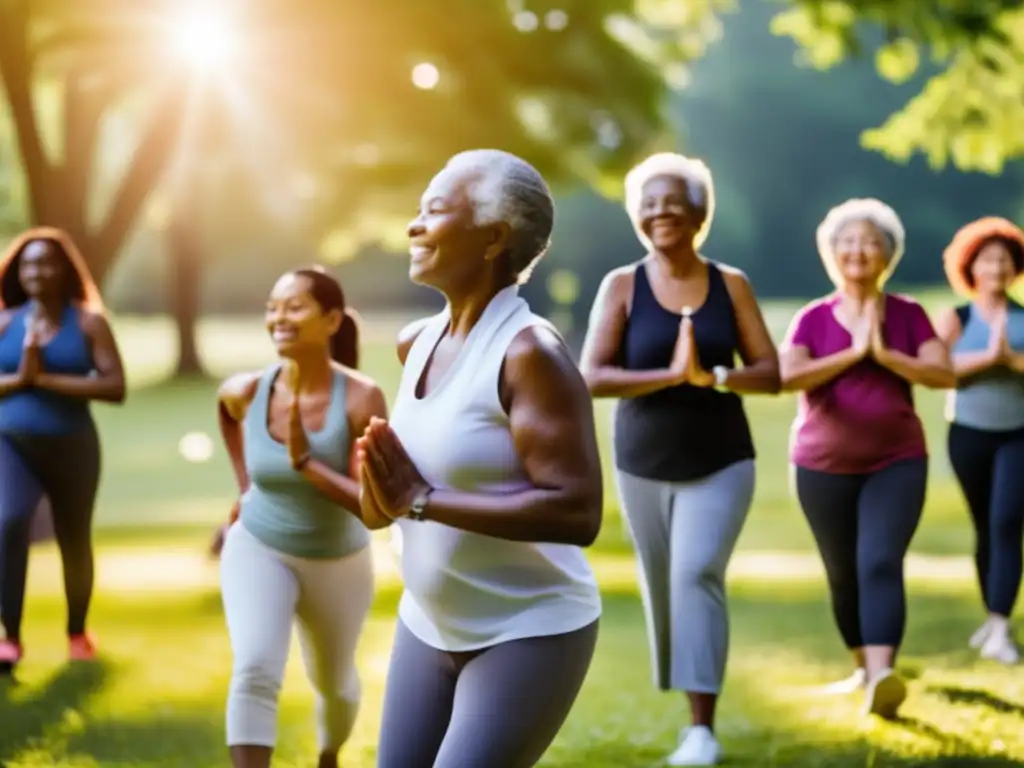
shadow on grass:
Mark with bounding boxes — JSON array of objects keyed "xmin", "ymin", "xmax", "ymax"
[
  {"xmin": 927, "ymin": 685, "xmax": 1024, "ymax": 717},
  {"xmin": 64, "ymin": 710, "xmax": 224, "ymax": 766},
  {"xmin": 0, "ymin": 661, "xmax": 109, "ymax": 761}
]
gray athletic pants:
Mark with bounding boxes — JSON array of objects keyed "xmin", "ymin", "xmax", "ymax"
[
  {"xmin": 616, "ymin": 459, "xmax": 755, "ymax": 693},
  {"xmin": 376, "ymin": 618, "xmax": 599, "ymax": 768}
]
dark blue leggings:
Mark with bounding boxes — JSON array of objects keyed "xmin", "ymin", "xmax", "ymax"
[
  {"xmin": 795, "ymin": 457, "xmax": 927, "ymax": 649},
  {"xmin": 0, "ymin": 427, "xmax": 101, "ymax": 640},
  {"xmin": 948, "ymin": 423, "xmax": 1024, "ymax": 618}
]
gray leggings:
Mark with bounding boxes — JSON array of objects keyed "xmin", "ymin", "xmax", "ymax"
[
  {"xmin": 376, "ymin": 618, "xmax": 599, "ymax": 768},
  {"xmin": 616, "ymin": 459, "xmax": 755, "ymax": 693}
]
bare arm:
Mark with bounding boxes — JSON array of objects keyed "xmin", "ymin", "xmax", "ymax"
[
  {"xmin": 719, "ymin": 268, "xmax": 780, "ymax": 394},
  {"xmin": 0, "ymin": 312, "xmax": 22, "ymax": 397},
  {"xmin": 580, "ymin": 268, "xmax": 682, "ymax": 398},
  {"xmin": 422, "ymin": 326, "xmax": 603, "ymax": 546},
  {"xmin": 34, "ymin": 311, "xmax": 126, "ymax": 403},
  {"xmin": 299, "ymin": 373, "xmax": 393, "ymax": 529},
  {"xmin": 876, "ymin": 338, "xmax": 956, "ymax": 389},
  {"xmin": 218, "ymin": 372, "xmax": 260, "ymax": 498},
  {"xmin": 779, "ymin": 308, "xmax": 864, "ymax": 392}
]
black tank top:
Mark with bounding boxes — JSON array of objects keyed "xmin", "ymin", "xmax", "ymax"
[{"xmin": 613, "ymin": 260, "xmax": 755, "ymax": 482}]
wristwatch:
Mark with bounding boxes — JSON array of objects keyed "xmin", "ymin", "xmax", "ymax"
[
  {"xmin": 409, "ymin": 488, "xmax": 432, "ymax": 521},
  {"xmin": 712, "ymin": 365, "xmax": 730, "ymax": 391}
]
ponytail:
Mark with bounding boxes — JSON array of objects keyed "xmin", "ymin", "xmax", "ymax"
[{"xmin": 330, "ymin": 307, "xmax": 360, "ymax": 369}]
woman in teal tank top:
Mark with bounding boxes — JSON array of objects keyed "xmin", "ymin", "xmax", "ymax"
[
  {"xmin": 215, "ymin": 266, "xmax": 391, "ymax": 768},
  {"xmin": 0, "ymin": 228, "xmax": 126, "ymax": 672},
  {"xmin": 935, "ymin": 217, "xmax": 1024, "ymax": 665}
]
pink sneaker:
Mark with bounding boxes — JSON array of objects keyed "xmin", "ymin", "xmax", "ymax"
[
  {"xmin": 68, "ymin": 634, "xmax": 98, "ymax": 662},
  {"xmin": 0, "ymin": 639, "xmax": 23, "ymax": 667}
]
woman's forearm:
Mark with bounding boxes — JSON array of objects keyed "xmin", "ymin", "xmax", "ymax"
[
  {"xmin": 0, "ymin": 374, "xmax": 22, "ymax": 398},
  {"xmin": 300, "ymin": 460, "xmax": 392, "ymax": 529},
  {"xmin": 879, "ymin": 350, "xmax": 956, "ymax": 389},
  {"xmin": 781, "ymin": 348, "xmax": 862, "ymax": 392},
  {"xmin": 723, "ymin": 360, "xmax": 780, "ymax": 395},
  {"xmin": 951, "ymin": 350, "xmax": 1001, "ymax": 379},
  {"xmin": 583, "ymin": 366, "xmax": 681, "ymax": 399},
  {"xmin": 34, "ymin": 373, "xmax": 125, "ymax": 403},
  {"xmin": 422, "ymin": 486, "xmax": 601, "ymax": 547}
]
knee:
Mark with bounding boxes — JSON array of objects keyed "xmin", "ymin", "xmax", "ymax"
[
  {"xmin": 674, "ymin": 558, "xmax": 724, "ymax": 593},
  {"xmin": 860, "ymin": 554, "xmax": 903, "ymax": 589},
  {"xmin": 230, "ymin": 658, "xmax": 283, "ymax": 704}
]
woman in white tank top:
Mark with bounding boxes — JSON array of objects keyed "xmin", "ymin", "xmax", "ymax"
[{"xmin": 357, "ymin": 150, "xmax": 604, "ymax": 768}]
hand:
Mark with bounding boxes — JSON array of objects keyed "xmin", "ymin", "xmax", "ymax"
[
  {"xmin": 358, "ymin": 459, "xmax": 395, "ymax": 529},
  {"xmin": 669, "ymin": 316, "xmax": 693, "ymax": 385},
  {"xmin": 989, "ymin": 310, "xmax": 1009, "ymax": 365},
  {"xmin": 17, "ymin": 327, "xmax": 40, "ymax": 386},
  {"xmin": 849, "ymin": 303, "xmax": 873, "ymax": 359},
  {"xmin": 209, "ymin": 523, "xmax": 231, "ymax": 558},
  {"xmin": 681, "ymin": 317, "xmax": 714, "ymax": 387},
  {"xmin": 867, "ymin": 300, "xmax": 888, "ymax": 362},
  {"xmin": 284, "ymin": 363, "xmax": 310, "ymax": 470},
  {"xmin": 356, "ymin": 417, "xmax": 431, "ymax": 519}
]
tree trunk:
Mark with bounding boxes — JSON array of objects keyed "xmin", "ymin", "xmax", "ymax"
[{"xmin": 167, "ymin": 206, "xmax": 204, "ymax": 377}]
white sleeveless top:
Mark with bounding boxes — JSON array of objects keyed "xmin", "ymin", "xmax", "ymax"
[{"xmin": 389, "ymin": 285, "xmax": 602, "ymax": 652}]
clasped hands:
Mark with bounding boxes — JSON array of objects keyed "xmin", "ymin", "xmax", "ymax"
[
  {"xmin": 282, "ymin": 362, "xmax": 430, "ymax": 522},
  {"xmin": 12, "ymin": 315, "xmax": 44, "ymax": 388},
  {"xmin": 846, "ymin": 299, "xmax": 891, "ymax": 363},
  {"xmin": 669, "ymin": 308, "xmax": 715, "ymax": 387},
  {"xmin": 986, "ymin": 310, "xmax": 1024, "ymax": 372}
]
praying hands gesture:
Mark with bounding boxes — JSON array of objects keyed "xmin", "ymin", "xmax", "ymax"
[
  {"xmin": 284, "ymin": 362, "xmax": 311, "ymax": 470},
  {"xmin": 356, "ymin": 417, "xmax": 431, "ymax": 520},
  {"xmin": 986, "ymin": 311, "xmax": 1024, "ymax": 373},
  {"xmin": 16, "ymin": 321, "xmax": 41, "ymax": 387},
  {"xmin": 669, "ymin": 308, "xmax": 715, "ymax": 387}
]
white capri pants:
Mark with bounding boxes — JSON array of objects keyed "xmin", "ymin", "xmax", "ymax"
[{"xmin": 220, "ymin": 522, "xmax": 374, "ymax": 750}]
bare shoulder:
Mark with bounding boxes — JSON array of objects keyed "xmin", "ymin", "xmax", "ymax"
[
  {"xmin": 397, "ymin": 316, "xmax": 433, "ymax": 365},
  {"xmin": 932, "ymin": 305, "xmax": 963, "ymax": 340},
  {"xmin": 77, "ymin": 308, "xmax": 115, "ymax": 335},
  {"xmin": 337, "ymin": 364, "xmax": 387, "ymax": 417},
  {"xmin": 596, "ymin": 264, "xmax": 636, "ymax": 303},
  {"xmin": 505, "ymin": 323, "xmax": 585, "ymax": 392},
  {"xmin": 716, "ymin": 262, "xmax": 752, "ymax": 289},
  {"xmin": 0, "ymin": 309, "xmax": 13, "ymax": 338},
  {"xmin": 219, "ymin": 370, "xmax": 262, "ymax": 420}
]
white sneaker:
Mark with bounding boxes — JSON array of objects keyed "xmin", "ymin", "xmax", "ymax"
[
  {"xmin": 862, "ymin": 668, "xmax": 906, "ymax": 720},
  {"xmin": 969, "ymin": 618, "xmax": 996, "ymax": 649},
  {"xmin": 666, "ymin": 726, "xmax": 721, "ymax": 766},
  {"xmin": 980, "ymin": 625, "xmax": 1020, "ymax": 665},
  {"xmin": 821, "ymin": 667, "xmax": 867, "ymax": 695}
]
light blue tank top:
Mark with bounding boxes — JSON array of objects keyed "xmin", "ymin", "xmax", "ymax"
[
  {"xmin": 240, "ymin": 365, "xmax": 370, "ymax": 559},
  {"xmin": 0, "ymin": 303, "xmax": 95, "ymax": 435},
  {"xmin": 949, "ymin": 301, "xmax": 1024, "ymax": 431}
]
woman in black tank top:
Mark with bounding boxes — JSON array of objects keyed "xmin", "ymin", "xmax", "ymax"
[{"xmin": 580, "ymin": 153, "xmax": 779, "ymax": 766}]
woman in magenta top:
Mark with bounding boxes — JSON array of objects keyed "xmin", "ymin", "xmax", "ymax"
[{"xmin": 780, "ymin": 198, "xmax": 954, "ymax": 720}]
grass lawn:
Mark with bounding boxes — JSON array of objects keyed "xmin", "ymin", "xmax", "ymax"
[{"xmin": 2, "ymin": 298, "xmax": 1023, "ymax": 767}]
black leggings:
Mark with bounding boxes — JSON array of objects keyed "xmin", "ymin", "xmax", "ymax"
[
  {"xmin": 795, "ymin": 458, "xmax": 927, "ymax": 649},
  {"xmin": 376, "ymin": 619, "xmax": 598, "ymax": 768},
  {"xmin": 0, "ymin": 426, "xmax": 101, "ymax": 640},
  {"xmin": 948, "ymin": 423, "xmax": 1024, "ymax": 618}
]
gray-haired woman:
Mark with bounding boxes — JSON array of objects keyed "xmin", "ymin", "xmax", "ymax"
[
  {"xmin": 580, "ymin": 153, "xmax": 779, "ymax": 766},
  {"xmin": 356, "ymin": 149, "xmax": 604, "ymax": 768},
  {"xmin": 779, "ymin": 198, "xmax": 953, "ymax": 719}
]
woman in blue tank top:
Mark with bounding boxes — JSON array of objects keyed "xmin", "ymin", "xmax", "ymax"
[
  {"xmin": 580, "ymin": 153, "xmax": 780, "ymax": 766},
  {"xmin": 935, "ymin": 217, "xmax": 1024, "ymax": 665},
  {"xmin": 0, "ymin": 227, "xmax": 126, "ymax": 671},
  {"xmin": 215, "ymin": 266, "xmax": 390, "ymax": 768}
]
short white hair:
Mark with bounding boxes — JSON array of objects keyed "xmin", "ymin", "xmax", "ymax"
[
  {"xmin": 624, "ymin": 153, "xmax": 716, "ymax": 248},
  {"xmin": 443, "ymin": 149, "xmax": 554, "ymax": 284},
  {"xmin": 816, "ymin": 198, "xmax": 906, "ymax": 286}
]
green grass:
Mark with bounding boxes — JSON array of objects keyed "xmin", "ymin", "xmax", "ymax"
[{"xmin": 3, "ymin": 298, "xmax": 1024, "ymax": 767}]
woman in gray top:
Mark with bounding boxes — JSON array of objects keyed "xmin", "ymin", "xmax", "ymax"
[{"xmin": 935, "ymin": 217, "xmax": 1024, "ymax": 665}]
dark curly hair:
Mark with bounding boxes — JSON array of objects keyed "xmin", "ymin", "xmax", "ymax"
[
  {"xmin": 943, "ymin": 217, "xmax": 1024, "ymax": 297},
  {"xmin": 0, "ymin": 227, "xmax": 105, "ymax": 311}
]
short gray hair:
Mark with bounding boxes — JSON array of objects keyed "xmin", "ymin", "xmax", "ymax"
[
  {"xmin": 444, "ymin": 149, "xmax": 554, "ymax": 285},
  {"xmin": 624, "ymin": 153, "xmax": 716, "ymax": 248},
  {"xmin": 816, "ymin": 198, "xmax": 906, "ymax": 286}
]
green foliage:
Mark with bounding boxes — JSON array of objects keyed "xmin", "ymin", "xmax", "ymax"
[{"xmin": 769, "ymin": 1, "xmax": 1024, "ymax": 172}]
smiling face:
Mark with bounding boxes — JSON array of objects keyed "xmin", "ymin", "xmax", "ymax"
[
  {"xmin": 264, "ymin": 273, "xmax": 341, "ymax": 359},
  {"xmin": 832, "ymin": 218, "xmax": 890, "ymax": 286},
  {"xmin": 969, "ymin": 238, "xmax": 1020, "ymax": 295},
  {"xmin": 406, "ymin": 165, "xmax": 510, "ymax": 290},
  {"xmin": 18, "ymin": 240, "xmax": 68, "ymax": 301},
  {"xmin": 637, "ymin": 174, "xmax": 707, "ymax": 252}
]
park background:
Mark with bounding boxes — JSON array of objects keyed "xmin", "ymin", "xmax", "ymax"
[{"xmin": 2, "ymin": 1, "xmax": 1024, "ymax": 766}]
